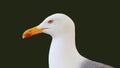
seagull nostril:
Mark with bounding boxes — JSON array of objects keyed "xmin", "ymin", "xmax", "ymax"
[{"xmin": 29, "ymin": 30, "xmax": 31, "ymax": 32}]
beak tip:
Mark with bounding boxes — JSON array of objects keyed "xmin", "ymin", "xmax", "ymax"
[{"xmin": 22, "ymin": 35, "xmax": 25, "ymax": 39}]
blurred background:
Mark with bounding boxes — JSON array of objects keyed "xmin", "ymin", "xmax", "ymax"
[{"xmin": 0, "ymin": 0, "xmax": 119, "ymax": 68}]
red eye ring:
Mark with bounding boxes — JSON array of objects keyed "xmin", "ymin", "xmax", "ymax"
[{"xmin": 48, "ymin": 20, "xmax": 54, "ymax": 24}]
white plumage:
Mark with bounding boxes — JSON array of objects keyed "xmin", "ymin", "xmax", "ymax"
[{"xmin": 23, "ymin": 13, "xmax": 114, "ymax": 68}]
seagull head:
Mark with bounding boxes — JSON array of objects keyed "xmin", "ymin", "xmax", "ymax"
[{"xmin": 22, "ymin": 13, "xmax": 75, "ymax": 39}]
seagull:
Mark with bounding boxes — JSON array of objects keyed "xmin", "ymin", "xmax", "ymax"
[{"xmin": 22, "ymin": 13, "xmax": 114, "ymax": 68}]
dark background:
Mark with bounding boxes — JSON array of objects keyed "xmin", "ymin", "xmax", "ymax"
[{"xmin": 1, "ymin": 0, "xmax": 119, "ymax": 68}]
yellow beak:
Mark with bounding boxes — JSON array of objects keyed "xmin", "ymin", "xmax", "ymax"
[{"xmin": 22, "ymin": 26, "xmax": 46, "ymax": 39}]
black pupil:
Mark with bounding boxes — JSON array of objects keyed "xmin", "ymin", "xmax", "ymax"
[{"xmin": 48, "ymin": 20, "xmax": 53, "ymax": 23}]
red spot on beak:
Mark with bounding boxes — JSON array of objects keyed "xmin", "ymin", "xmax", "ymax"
[{"xmin": 24, "ymin": 33, "xmax": 32, "ymax": 38}]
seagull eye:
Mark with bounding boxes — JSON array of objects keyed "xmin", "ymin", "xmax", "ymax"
[{"xmin": 48, "ymin": 20, "xmax": 54, "ymax": 24}]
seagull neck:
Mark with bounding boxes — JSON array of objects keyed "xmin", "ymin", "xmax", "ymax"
[
  {"xmin": 49, "ymin": 30, "xmax": 82, "ymax": 68},
  {"xmin": 52, "ymin": 31, "xmax": 76, "ymax": 48},
  {"xmin": 50, "ymin": 30, "xmax": 79, "ymax": 54}
]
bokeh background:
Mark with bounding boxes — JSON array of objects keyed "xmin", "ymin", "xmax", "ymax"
[{"xmin": 1, "ymin": 0, "xmax": 119, "ymax": 68}]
